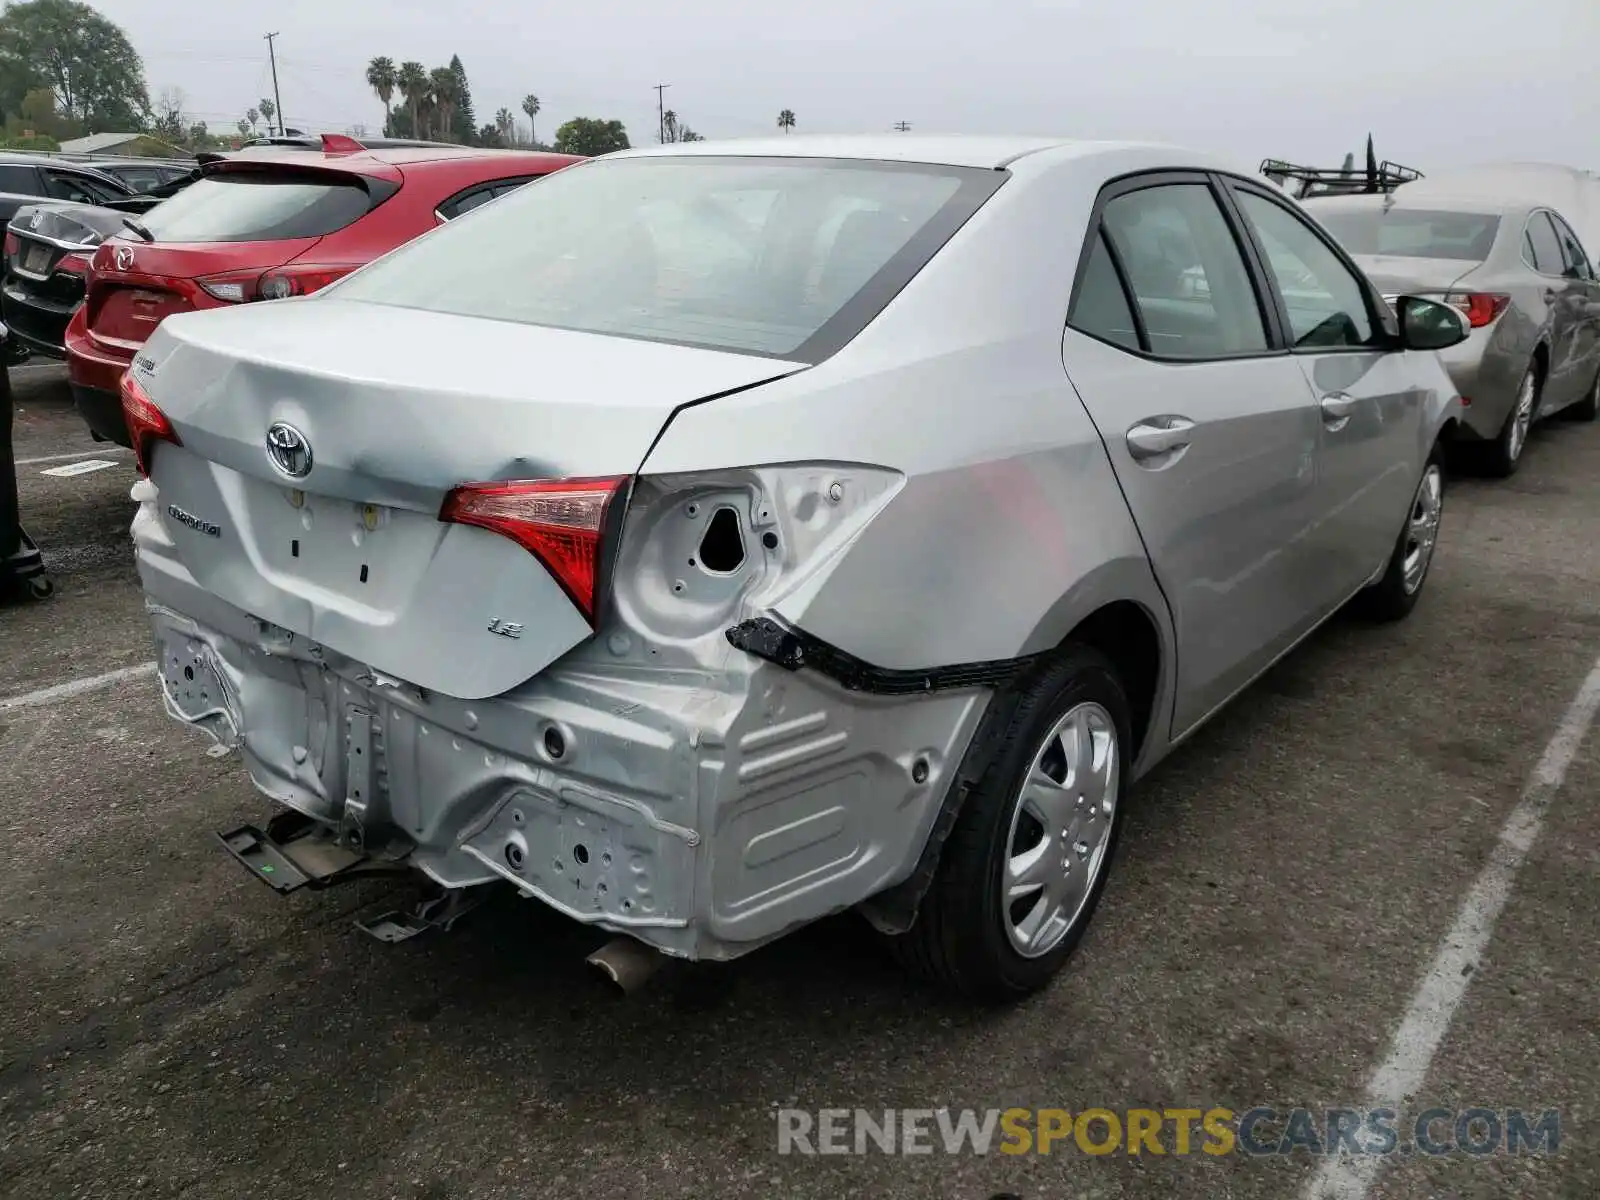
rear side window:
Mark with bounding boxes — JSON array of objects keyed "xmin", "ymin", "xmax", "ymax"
[
  {"xmin": 135, "ymin": 171, "xmax": 385, "ymax": 243},
  {"xmin": 0, "ymin": 163, "xmax": 38, "ymax": 194},
  {"xmin": 109, "ymin": 167, "xmax": 165, "ymax": 194},
  {"xmin": 1069, "ymin": 231, "xmax": 1140, "ymax": 351},
  {"xmin": 1525, "ymin": 213, "xmax": 1564, "ymax": 275},
  {"xmin": 1311, "ymin": 207, "xmax": 1501, "ymax": 263},
  {"xmin": 44, "ymin": 170, "xmax": 123, "ymax": 205},
  {"xmin": 1100, "ymin": 183, "xmax": 1269, "ymax": 359}
]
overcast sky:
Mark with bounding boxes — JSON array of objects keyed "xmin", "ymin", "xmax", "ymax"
[{"xmin": 97, "ymin": 0, "xmax": 1597, "ymax": 169}]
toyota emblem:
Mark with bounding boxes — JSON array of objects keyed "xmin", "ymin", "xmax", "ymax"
[
  {"xmin": 114, "ymin": 245, "xmax": 134, "ymax": 271},
  {"xmin": 265, "ymin": 422, "xmax": 313, "ymax": 479}
]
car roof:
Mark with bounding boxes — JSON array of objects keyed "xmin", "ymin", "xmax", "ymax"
[
  {"xmin": 607, "ymin": 134, "xmax": 1197, "ymax": 171},
  {"xmin": 217, "ymin": 144, "xmax": 581, "ymax": 173},
  {"xmin": 1306, "ymin": 191, "xmax": 1526, "ymax": 218}
]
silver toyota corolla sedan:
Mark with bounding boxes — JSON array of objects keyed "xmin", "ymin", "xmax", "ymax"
[
  {"xmin": 1307, "ymin": 190, "xmax": 1600, "ymax": 476},
  {"xmin": 121, "ymin": 136, "xmax": 1468, "ymax": 1000}
]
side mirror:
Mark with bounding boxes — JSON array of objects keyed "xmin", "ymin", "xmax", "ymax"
[{"xmin": 1396, "ymin": 295, "xmax": 1470, "ymax": 351}]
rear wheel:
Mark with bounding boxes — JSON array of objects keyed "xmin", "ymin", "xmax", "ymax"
[
  {"xmin": 887, "ymin": 645, "xmax": 1130, "ymax": 1002},
  {"xmin": 1483, "ymin": 361, "xmax": 1541, "ymax": 477},
  {"xmin": 1354, "ymin": 447, "xmax": 1444, "ymax": 622}
]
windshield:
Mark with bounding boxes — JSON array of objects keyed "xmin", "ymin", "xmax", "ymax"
[
  {"xmin": 332, "ymin": 155, "xmax": 1004, "ymax": 360},
  {"xmin": 1312, "ymin": 207, "xmax": 1502, "ymax": 262},
  {"xmin": 135, "ymin": 170, "xmax": 381, "ymax": 243}
]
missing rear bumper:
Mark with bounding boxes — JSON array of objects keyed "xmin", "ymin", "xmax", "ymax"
[{"xmin": 216, "ymin": 809, "xmax": 408, "ymax": 894}]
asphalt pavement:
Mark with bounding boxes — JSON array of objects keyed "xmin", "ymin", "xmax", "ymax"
[{"xmin": 1, "ymin": 363, "xmax": 1596, "ymax": 1200}]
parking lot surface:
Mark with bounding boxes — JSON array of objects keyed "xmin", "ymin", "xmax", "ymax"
[{"xmin": 2, "ymin": 365, "xmax": 1596, "ymax": 1199}]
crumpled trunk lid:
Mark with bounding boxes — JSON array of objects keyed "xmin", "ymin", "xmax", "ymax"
[{"xmin": 135, "ymin": 297, "xmax": 803, "ymax": 699}]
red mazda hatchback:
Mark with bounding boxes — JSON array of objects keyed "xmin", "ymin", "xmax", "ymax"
[{"xmin": 66, "ymin": 136, "xmax": 582, "ymax": 445}]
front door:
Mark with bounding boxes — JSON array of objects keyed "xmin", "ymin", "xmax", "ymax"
[
  {"xmin": 1063, "ymin": 173, "xmax": 1324, "ymax": 736},
  {"xmin": 1224, "ymin": 181, "xmax": 1425, "ymax": 603}
]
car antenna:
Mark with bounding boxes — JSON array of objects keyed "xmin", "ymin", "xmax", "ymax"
[{"xmin": 120, "ymin": 216, "xmax": 154, "ymax": 243}]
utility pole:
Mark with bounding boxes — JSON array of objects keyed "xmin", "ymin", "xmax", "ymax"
[
  {"xmin": 654, "ymin": 83, "xmax": 670, "ymax": 144},
  {"xmin": 264, "ymin": 32, "xmax": 285, "ymax": 135},
  {"xmin": 893, "ymin": 120, "xmax": 911, "ymax": 133}
]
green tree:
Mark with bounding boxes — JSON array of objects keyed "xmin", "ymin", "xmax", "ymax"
[
  {"xmin": 477, "ymin": 122, "xmax": 501, "ymax": 147},
  {"xmin": 396, "ymin": 60, "xmax": 426, "ymax": 140},
  {"xmin": 152, "ymin": 85, "xmax": 184, "ymax": 142},
  {"xmin": 187, "ymin": 119, "xmax": 207, "ymax": 146},
  {"xmin": 258, "ymin": 96, "xmax": 275, "ymax": 135},
  {"xmin": 777, "ymin": 108, "xmax": 795, "ymax": 134},
  {"xmin": 365, "ymin": 55, "xmax": 395, "ymax": 126},
  {"xmin": 245, "ymin": 105, "xmax": 258, "ymax": 134},
  {"xmin": 494, "ymin": 106, "xmax": 514, "ymax": 144},
  {"xmin": 662, "ymin": 111, "xmax": 704, "ymax": 144},
  {"xmin": 0, "ymin": 0, "xmax": 150, "ymax": 131},
  {"xmin": 427, "ymin": 66, "xmax": 456, "ymax": 142},
  {"xmin": 553, "ymin": 116, "xmax": 628, "ymax": 157},
  {"xmin": 447, "ymin": 54, "xmax": 475, "ymax": 144},
  {"xmin": 235, "ymin": 116, "xmax": 249, "ymax": 138},
  {"xmin": 521, "ymin": 93, "xmax": 539, "ymax": 146}
]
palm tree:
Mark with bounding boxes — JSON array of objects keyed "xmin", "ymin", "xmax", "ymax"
[
  {"xmin": 429, "ymin": 66, "xmax": 458, "ymax": 142},
  {"xmin": 397, "ymin": 61, "xmax": 427, "ymax": 140},
  {"xmin": 777, "ymin": 108, "xmax": 796, "ymax": 134},
  {"xmin": 258, "ymin": 97, "xmax": 276, "ymax": 135},
  {"xmin": 521, "ymin": 94, "xmax": 540, "ymax": 146},
  {"xmin": 245, "ymin": 106, "xmax": 259, "ymax": 135},
  {"xmin": 366, "ymin": 56, "xmax": 396, "ymax": 128},
  {"xmin": 495, "ymin": 107, "xmax": 515, "ymax": 144}
]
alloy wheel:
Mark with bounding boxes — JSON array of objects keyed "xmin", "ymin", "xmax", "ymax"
[{"xmin": 1402, "ymin": 462, "xmax": 1443, "ymax": 595}]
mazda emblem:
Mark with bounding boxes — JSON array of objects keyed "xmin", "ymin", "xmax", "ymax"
[
  {"xmin": 265, "ymin": 422, "xmax": 313, "ymax": 479},
  {"xmin": 114, "ymin": 245, "xmax": 134, "ymax": 271}
]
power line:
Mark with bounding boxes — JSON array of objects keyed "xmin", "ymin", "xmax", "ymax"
[{"xmin": 894, "ymin": 120, "xmax": 912, "ymax": 133}]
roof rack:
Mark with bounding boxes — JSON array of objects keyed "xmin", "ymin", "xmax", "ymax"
[{"xmin": 1260, "ymin": 158, "xmax": 1423, "ymax": 199}]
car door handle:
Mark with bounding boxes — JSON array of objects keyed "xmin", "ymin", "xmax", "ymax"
[
  {"xmin": 1320, "ymin": 393, "xmax": 1359, "ymax": 423},
  {"xmin": 1125, "ymin": 417, "xmax": 1195, "ymax": 461}
]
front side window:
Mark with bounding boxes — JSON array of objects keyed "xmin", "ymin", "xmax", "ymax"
[
  {"xmin": 1525, "ymin": 212, "xmax": 1564, "ymax": 275},
  {"xmin": 1235, "ymin": 190, "xmax": 1378, "ymax": 350},
  {"xmin": 331, "ymin": 156, "xmax": 1002, "ymax": 361},
  {"xmin": 1099, "ymin": 182, "xmax": 1269, "ymax": 359}
]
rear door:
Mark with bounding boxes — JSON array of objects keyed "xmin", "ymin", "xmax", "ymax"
[
  {"xmin": 1223, "ymin": 178, "xmax": 1423, "ymax": 605},
  {"xmin": 1546, "ymin": 210, "xmax": 1600, "ymax": 410},
  {"xmin": 1063, "ymin": 171, "xmax": 1326, "ymax": 735},
  {"xmin": 1524, "ymin": 210, "xmax": 1586, "ymax": 408}
]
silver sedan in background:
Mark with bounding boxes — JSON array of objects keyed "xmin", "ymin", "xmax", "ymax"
[
  {"xmin": 123, "ymin": 137, "xmax": 1468, "ymax": 1000},
  {"xmin": 1308, "ymin": 190, "xmax": 1600, "ymax": 475}
]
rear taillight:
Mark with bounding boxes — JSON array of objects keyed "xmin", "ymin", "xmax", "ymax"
[
  {"xmin": 56, "ymin": 252, "xmax": 91, "ymax": 275},
  {"xmin": 1436, "ymin": 291, "xmax": 1511, "ymax": 329},
  {"xmin": 439, "ymin": 477, "xmax": 628, "ymax": 624},
  {"xmin": 196, "ymin": 270, "xmax": 260, "ymax": 303},
  {"xmin": 119, "ymin": 371, "xmax": 181, "ymax": 476},
  {"xmin": 3, "ymin": 231, "xmax": 17, "ymax": 258},
  {"xmin": 258, "ymin": 264, "xmax": 356, "ymax": 300}
]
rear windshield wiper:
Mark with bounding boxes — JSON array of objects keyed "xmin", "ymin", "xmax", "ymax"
[{"xmin": 121, "ymin": 216, "xmax": 154, "ymax": 242}]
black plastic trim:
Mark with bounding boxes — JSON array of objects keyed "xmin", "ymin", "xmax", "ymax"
[{"xmin": 725, "ymin": 614, "xmax": 1041, "ymax": 696}]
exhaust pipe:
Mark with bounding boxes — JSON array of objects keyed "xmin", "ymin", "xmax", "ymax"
[{"xmin": 586, "ymin": 935, "xmax": 665, "ymax": 994}]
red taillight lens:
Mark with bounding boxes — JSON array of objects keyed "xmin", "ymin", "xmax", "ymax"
[
  {"xmin": 4, "ymin": 231, "xmax": 17, "ymax": 258},
  {"xmin": 1441, "ymin": 292, "xmax": 1511, "ymax": 329},
  {"xmin": 257, "ymin": 264, "xmax": 356, "ymax": 300},
  {"xmin": 56, "ymin": 251, "xmax": 91, "ymax": 275},
  {"xmin": 196, "ymin": 269, "xmax": 260, "ymax": 303},
  {"xmin": 119, "ymin": 371, "xmax": 181, "ymax": 476},
  {"xmin": 439, "ymin": 477, "xmax": 628, "ymax": 624}
]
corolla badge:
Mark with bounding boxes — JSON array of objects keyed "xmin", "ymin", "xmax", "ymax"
[
  {"xmin": 265, "ymin": 422, "xmax": 313, "ymax": 479},
  {"xmin": 114, "ymin": 245, "xmax": 134, "ymax": 271}
]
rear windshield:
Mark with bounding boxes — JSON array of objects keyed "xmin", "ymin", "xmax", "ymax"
[
  {"xmin": 1311, "ymin": 207, "xmax": 1502, "ymax": 262},
  {"xmin": 330, "ymin": 156, "xmax": 1004, "ymax": 361},
  {"xmin": 135, "ymin": 170, "xmax": 379, "ymax": 243}
]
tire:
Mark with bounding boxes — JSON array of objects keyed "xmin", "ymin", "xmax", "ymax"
[
  {"xmin": 1569, "ymin": 369, "xmax": 1599, "ymax": 423},
  {"xmin": 1482, "ymin": 360, "xmax": 1541, "ymax": 478},
  {"xmin": 1353, "ymin": 446, "xmax": 1444, "ymax": 622},
  {"xmin": 887, "ymin": 643, "xmax": 1132, "ymax": 1002}
]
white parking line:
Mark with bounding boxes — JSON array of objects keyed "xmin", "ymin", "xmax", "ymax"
[
  {"xmin": 16, "ymin": 448, "xmax": 129, "ymax": 467},
  {"xmin": 0, "ymin": 662, "xmax": 157, "ymax": 713},
  {"xmin": 1304, "ymin": 653, "xmax": 1600, "ymax": 1200}
]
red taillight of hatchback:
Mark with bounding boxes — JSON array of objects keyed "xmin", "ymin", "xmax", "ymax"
[
  {"xmin": 198, "ymin": 264, "xmax": 357, "ymax": 304},
  {"xmin": 119, "ymin": 371, "xmax": 181, "ymax": 475},
  {"xmin": 439, "ymin": 477, "xmax": 628, "ymax": 624},
  {"xmin": 1438, "ymin": 291, "xmax": 1511, "ymax": 329}
]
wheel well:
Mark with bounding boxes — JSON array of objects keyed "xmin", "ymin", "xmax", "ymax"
[{"xmin": 1063, "ymin": 601, "xmax": 1161, "ymax": 758}]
